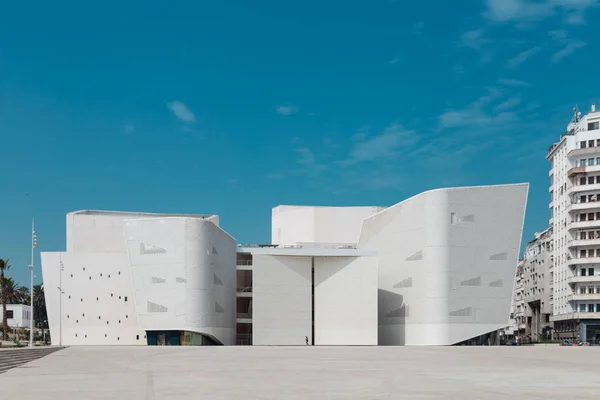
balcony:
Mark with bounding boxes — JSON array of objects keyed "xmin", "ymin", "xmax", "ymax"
[
  {"xmin": 237, "ymin": 287, "xmax": 252, "ymax": 297},
  {"xmin": 567, "ymin": 201, "xmax": 600, "ymax": 213},
  {"xmin": 568, "ymin": 238, "xmax": 600, "ymax": 248},
  {"xmin": 569, "ymin": 220, "xmax": 600, "ymax": 230},
  {"xmin": 568, "ymin": 183, "xmax": 600, "ymax": 195},
  {"xmin": 551, "ymin": 312, "xmax": 600, "ymax": 322},
  {"xmin": 567, "ymin": 293, "xmax": 600, "ymax": 302},
  {"xmin": 567, "ymin": 275, "xmax": 600, "ymax": 284},
  {"xmin": 567, "ymin": 257, "xmax": 600, "ymax": 266},
  {"xmin": 568, "ymin": 147, "xmax": 600, "ymax": 159}
]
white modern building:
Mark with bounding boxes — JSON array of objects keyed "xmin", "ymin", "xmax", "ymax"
[
  {"xmin": 41, "ymin": 211, "xmax": 237, "ymax": 346},
  {"xmin": 42, "ymin": 183, "xmax": 528, "ymax": 346},
  {"xmin": 0, "ymin": 304, "xmax": 32, "ymax": 329},
  {"xmin": 547, "ymin": 104, "xmax": 600, "ymax": 344}
]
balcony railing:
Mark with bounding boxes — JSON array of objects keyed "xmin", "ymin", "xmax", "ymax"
[
  {"xmin": 568, "ymin": 256, "xmax": 600, "ymax": 266},
  {"xmin": 567, "ymin": 293, "xmax": 600, "ymax": 301},
  {"xmin": 237, "ymin": 312, "xmax": 252, "ymax": 319},
  {"xmin": 568, "ymin": 183, "xmax": 600, "ymax": 195},
  {"xmin": 237, "ymin": 287, "xmax": 252, "ymax": 293},
  {"xmin": 236, "ymin": 260, "xmax": 253, "ymax": 266},
  {"xmin": 568, "ymin": 238, "xmax": 600, "ymax": 248},
  {"xmin": 567, "ymin": 275, "xmax": 600, "ymax": 284}
]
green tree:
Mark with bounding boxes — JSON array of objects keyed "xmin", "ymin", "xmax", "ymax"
[
  {"xmin": 4, "ymin": 278, "xmax": 26, "ymax": 304},
  {"xmin": 33, "ymin": 284, "xmax": 47, "ymax": 337},
  {"xmin": 0, "ymin": 259, "xmax": 10, "ymax": 341}
]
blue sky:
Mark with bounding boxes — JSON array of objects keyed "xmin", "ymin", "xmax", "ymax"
[{"xmin": 1, "ymin": 0, "xmax": 599, "ymax": 286}]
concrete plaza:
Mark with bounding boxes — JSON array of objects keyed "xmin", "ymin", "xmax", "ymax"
[{"xmin": 0, "ymin": 345, "xmax": 599, "ymax": 399}]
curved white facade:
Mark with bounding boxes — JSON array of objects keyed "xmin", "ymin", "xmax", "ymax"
[
  {"xmin": 41, "ymin": 211, "xmax": 236, "ymax": 346},
  {"xmin": 359, "ymin": 184, "xmax": 529, "ymax": 345}
]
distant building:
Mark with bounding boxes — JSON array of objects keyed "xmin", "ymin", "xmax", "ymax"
[
  {"xmin": 41, "ymin": 184, "xmax": 528, "ymax": 346},
  {"xmin": 0, "ymin": 304, "xmax": 32, "ymax": 329},
  {"xmin": 547, "ymin": 103, "xmax": 600, "ymax": 344},
  {"xmin": 522, "ymin": 229, "xmax": 554, "ymax": 341}
]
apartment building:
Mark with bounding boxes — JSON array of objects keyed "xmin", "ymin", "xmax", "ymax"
[
  {"xmin": 522, "ymin": 229, "xmax": 554, "ymax": 341},
  {"xmin": 505, "ymin": 260, "xmax": 525, "ymax": 341},
  {"xmin": 547, "ymin": 104, "xmax": 600, "ymax": 344}
]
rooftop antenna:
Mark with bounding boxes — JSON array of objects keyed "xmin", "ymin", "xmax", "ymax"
[{"xmin": 573, "ymin": 104, "xmax": 580, "ymax": 122}]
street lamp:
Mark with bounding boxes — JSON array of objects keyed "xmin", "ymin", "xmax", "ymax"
[{"xmin": 29, "ymin": 219, "xmax": 37, "ymax": 348}]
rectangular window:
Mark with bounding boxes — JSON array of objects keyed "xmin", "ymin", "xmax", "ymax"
[
  {"xmin": 581, "ymin": 177, "xmax": 587, "ymax": 185},
  {"xmin": 580, "ymin": 304, "xmax": 587, "ymax": 312},
  {"xmin": 589, "ymin": 304, "xmax": 595, "ymax": 313},
  {"xmin": 589, "ymin": 268, "xmax": 595, "ymax": 275},
  {"xmin": 590, "ymin": 213, "xmax": 595, "ymax": 221},
  {"xmin": 589, "ymin": 140, "xmax": 595, "ymax": 148},
  {"xmin": 581, "ymin": 249, "xmax": 587, "ymax": 258},
  {"xmin": 590, "ymin": 177, "xmax": 596, "ymax": 185},
  {"xmin": 582, "ymin": 267, "xmax": 587, "ymax": 276},
  {"xmin": 581, "ymin": 213, "xmax": 587, "ymax": 221},
  {"xmin": 591, "ymin": 158, "xmax": 596, "ymax": 166},
  {"xmin": 597, "ymin": 304, "xmax": 600, "ymax": 312},
  {"xmin": 7, "ymin": 310, "xmax": 13, "ymax": 319},
  {"xmin": 588, "ymin": 122, "xmax": 599, "ymax": 131},
  {"xmin": 580, "ymin": 286, "xmax": 587, "ymax": 294},
  {"xmin": 581, "ymin": 159, "xmax": 588, "ymax": 167},
  {"xmin": 581, "ymin": 141, "xmax": 588, "ymax": 149},
  {"xmin": 581, "ymin": 195, "xmax": 588, "ymax": 203},
  {"xmin": 581, "ymin": 231, "xmax": 588, "ymax": 240},
  {"xmin": 124, "ymin": 296, "xmax": 128, "ymax": 302}
]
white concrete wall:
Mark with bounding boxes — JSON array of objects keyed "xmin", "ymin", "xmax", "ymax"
[
  {"xmin": 314, "ymin": 256, "xmax": 378, "ymax": 345},
  {"xmin": 272, "ymin": 206, "xmax": 383, "ymax": 245},
  {"xmin": 359, "ymin": 184, "xmax": 529, "ymax": 345},
  {"xmin": 40, "ymin": 251, "xmax": 145, "ymax": 346},
  {"xmin": 124, "ymin": 217, "xmax": 236, "ymax": 345},
  {"xmin": 252, "ymin": 255, "xmax": 312, "ymax": 345},
  {"xmin": 42, "ymin": 211, "xmax": 234, "ymax": 346},
  {"xmin": 66, "ymin": 210, "xmax": 218, "ymax": 253}
]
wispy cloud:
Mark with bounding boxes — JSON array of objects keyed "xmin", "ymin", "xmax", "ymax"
[
  {"xmin": 549, "ymin": 30, "xmax": 587, "ymax": 62},
  {"xmin": 439, "ymin": 88, "xmax": 519, "ymax": 129},
  {"xmin": 498, "ymin": 78, "xmax": 531, "ymax": 86},
  {"xmin": 460, "ymin": 29, "xmax": 488, "ymax": 50},
  {"xmin": 494, "ymin": 97, "xmax": 522, "ymax": 112},
  {"xmin": 505, "ymin": 46, "xmax": 541, "ymax": 69},
  {"xmin": 412, "ymin": 22, "xmax": 425, "ymax": 35},
  {"xmin": 342, "ymin": 124, "xmax": 418, "ymax": 165},
  {"xmin": 167, "ymin": 101, "xmax": 196, "ymax": 123},
  {"xmin": 388, "ymin": 57, "xmax": 401, "ymax": 65},
  {"xmin": 484, "ymin": 0, "xmax": 599, "ymax": 25},
  {"xmin": 124, "ymin": 122, "xmax": 135, "ymax": 134},
  {"xmin": 276, "ymin": 104, "xmax": 298, "ymax": 115}
]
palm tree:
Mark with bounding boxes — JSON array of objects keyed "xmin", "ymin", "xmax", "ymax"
[
  {"xmin": 4, "ymin": 278, "xmax": 26, "ymax": 305},
  {"xmin": 33, "ymin": 284, "xmax": 47, "ymax": 339},
  {"xmin": 0, "ymin": 258, "xmax": 10, "ymax": 341}
]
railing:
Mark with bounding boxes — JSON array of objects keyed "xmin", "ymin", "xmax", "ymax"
[
  {"xmin": 236, "ymin": 333, "xmax": 252, "ymax": 345},
  {"xmin": 237, "ymin": 287, "xmax": 252, "ymax": 293},
  {"xmin": 236, "ymin": 260, "xmax": 253, "ymax": 266},
  {"xmin": 237, "ymin": 312, "xmax": 252, "ymax": 319}
]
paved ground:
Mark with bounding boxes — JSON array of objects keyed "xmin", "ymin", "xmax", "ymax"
[
  {"xmin": 0, "ymin": 347, "xmax": 64, "ymax": 374},
  {"xmin": 0, "ymin": 345, "xmax": 599, "ymax": 399}
]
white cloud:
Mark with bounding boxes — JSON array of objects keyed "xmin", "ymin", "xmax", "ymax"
[
  {"xmin": 505, "ymin": 46, "xmax": 541, "ymax": 69},
  {"xmin": 343, "ymin": 124, "xmax": 418, "ymax": 165},
  {"xmin": 498, "ymin": 78, "xmax": 531, "ymax": 86},
  {"xmin": 439, "ymin": 88, "xmax": 519, "ymax": 129},
  {"xmin": 167, "ymin": 101, "xmax": 196, "ymax": 123},
  {"xmin": 276, "ymin": 104, "xmax": 298, "ymax": 115},
  {"xmin": 412, "ymin": 22, "xmax": 425, "ymax": 35},
  {"xmin": 549, "ymin": 30, "xmax": 587, "ymax": 62},
  {"xmin": 296, "ymin": 147, "xmax": 317, "ymax": 166},
  {"xmin": 388, "ymin": 57, "xmax": 401, "ymax": 65},
  {"xmin": 124, "ymin": 122, "xmax": 135, "ymax": 134},
  {"xmin": 460, "ymin": 29, "xmax": 488, "ymax": 50},
  {"xmin": 484, "ymin": 0, "xmax": 599, "ymax": 24},
  {"xmin": 494, "ymin": 97, "xmax": 522, "ymax": 112},
  {"xmin": 552, "ymin": 39, "xmax": 587, "ymax": 61}
]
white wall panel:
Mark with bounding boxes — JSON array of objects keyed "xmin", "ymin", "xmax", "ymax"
[
  {"xmin": 124, "ymin": 217, "xmax": 236, "ymax": 345},
  {"xmin": 252, "ymin": 255, "xmax": 312, "ymax": 345},
  {"xmin": 314, "ymin": 256, "xmax": 378, "ymax": 345},
  {"xmin": 40, "ymin": 252, "xmax": 145, "ymax": 346},
  {"xmin": 359, "ymin": 184, "xmax": 528, "ymax": 345},
  {"xmin": 272, "ymin": 206, "xmax": 383, "ymax": 246}
]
